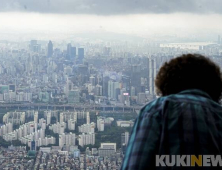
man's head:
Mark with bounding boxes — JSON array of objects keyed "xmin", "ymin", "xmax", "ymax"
[{"xmin": 155, "ymin": 54, "xmax": 222, "ymax": 102}]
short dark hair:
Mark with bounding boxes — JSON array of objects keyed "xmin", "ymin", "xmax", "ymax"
[{"xmin": 155, "ymin": 54, "xmax": 222, "ymax": 102}]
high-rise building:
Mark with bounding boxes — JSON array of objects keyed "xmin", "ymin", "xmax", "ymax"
[
  {"xmin": 0, "ymin": 123, "xmax": 12, "ymax": 136},
  {"xmin": 71, "ymin": 47, "xmax": 76, "ymax": 61},
  {"xmin": 60, "ymin": 113, "xmax": 64, "ymax": 124},
  {"xmin": 95, "ymin": 84, "xmax": 103, "ymax": 96},
  {"xmin": 97, "ymin": 117, "xmax": 105, "ymax": 131},
  {"xmin": 89, "ymin": 76, "xmax": 96, "ymax": 86},
  {"xmin": 103, "ymin": 46, "xmax": 111, "ymax": 56},
  {"xmin": 149, "ymin": 57, "xmax": 157, "ymax": 95},
  {"xmin": 52, "ymin": 73, "xmax": 57, "ymax": 83},
  {"xmin": 3, "ymin": 112, "xmax": 25, "ymax": 125},
  {"xmin": 130, "ymin": 86, "xmax": 136, "ymax": 97},
  {"xmin": 29, "ymin": 40, "xmax": 37, "ymax": 51},
  {"xmin": 59, "ymin": 111, "xmax": 77, "ymax": 123},
  {"xmin": 78, "ymin": 133, "xmax": 95, "ymax": 147},
  {"xmin": 130, "ymin": 64, "xmax": 141, "ymax": 95},
  {"xmin": 40, "ymin": 129, "xmax": 45, "ymax": 139},
  {"xmin": 31, "ymin": 141, "xmax": 36, "ymax": 151},
  {"xmin": 78, "ymin": 48, "xmax": 84, "ymax": 64},
  {"xmin": 67, "ymin": 43, "xmax": 72, "ymax": 60},
  {"xmin": 86, "ymin": 112, "xmax": 90, "ymax": 124},
  {"xmin": 102, "ymin": 76, "xmax": 109, "ymax": 97},
  {"xmin": 59, "ymin": 133, "xmax": 76, "ymax": 148},
  {"xmin": 46, "ymin": 111, "xmax": 51, "ymax": 125},
  {"xmin": 59, "ymin": 133, "xmax": 65, "ymax": 148},
  {"xmin": 78, "ymin": 122, "xmax": 95, "ymax": 133},
  {"xmin": 122, "ymin": 75, "xmax": 130, "ymax": 93},
  {"xmin": 49, "ymin": 122, "xmax": 66, "ymax": 134},
  {"xmin": 29, "ymin": 40, "xmax": 41, "ymax": 53},
  {"xmin": 121, "ymin": 132, "xmax": 130, "ymax": 147},
  {"xmin": 108, "ymin": 81, "xmax": 120, "ymax": 100},
  {"xmin": 47, "ymin": 40, "xmax": 53, "ymax": 57},
  {"xmin": 30, "ymin": 40, "xmax": 37, "ymax": 47},
  {"xmin": 41, "ymin": 120, "xmax": 46, "ymax": 130},
  {"xmin": 218, "ymin": 35, "xmax": 221, "ymax": 44},
  {"xmin": 68, "ymin": 119, "xmax": 75, "ymax": 130},
  {"xmin": 68, "ymin": 89, "xmax": 80, "ymax": 103},
  {"xmin": 137, "ymin": 92, "xmax": 146, "ymax": 104},
  {"xmin": 43, "ymin": 74, "xmax": 48, "ymax": 83},
  {"xmin": 67, "ymin": 44, "xmax": 76, "ymax": 61}
]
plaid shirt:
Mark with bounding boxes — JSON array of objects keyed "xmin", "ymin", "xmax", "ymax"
[{"xmin": 121, "ymin": 89, "xmax": 222, "ymax": 169}]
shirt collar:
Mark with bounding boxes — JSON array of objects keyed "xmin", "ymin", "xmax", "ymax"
[{"xmin": 178, "ymin": 89, "xmax": 212, "ymax": 100}]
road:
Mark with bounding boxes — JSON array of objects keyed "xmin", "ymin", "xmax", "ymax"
[{"xmin": 0, "ymin": 103, "xmax": 142, "ymax": 113}]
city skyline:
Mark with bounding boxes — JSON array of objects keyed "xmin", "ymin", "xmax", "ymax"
[{"xmin": 1, "ymin": 1, "xmax": 222, "ymax": 169}]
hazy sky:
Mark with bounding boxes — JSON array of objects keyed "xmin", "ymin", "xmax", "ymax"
[
  {"xmin": 0, "ymin": 0, "xmax": 221, "ymax": 15},
  {"xmin": 0, "ymin": 0, "xmax": 222, "ymax": 41}
]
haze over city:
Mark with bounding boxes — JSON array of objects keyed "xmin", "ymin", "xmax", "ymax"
[{"xmin": 0, "ymin": 0, "xmax": 222, "ymax": 41}]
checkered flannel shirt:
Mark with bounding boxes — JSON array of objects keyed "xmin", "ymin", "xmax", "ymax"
[{"xmin": 121, "ymin": 89, "xmax": 222, "ymax": 169}]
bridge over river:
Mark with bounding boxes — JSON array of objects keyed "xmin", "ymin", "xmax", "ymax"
[{"xmin": 0, "ymin": 103, "xmax": 142, "ymax": 114}]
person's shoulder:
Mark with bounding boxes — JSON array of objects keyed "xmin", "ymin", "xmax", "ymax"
[
  {"xmin": 140, "ymin": 96, "xmax": 167, "ymax": 118},
  {"xmin": 165, "ymin": 90, "xmax": 222, "ymax": 112}
]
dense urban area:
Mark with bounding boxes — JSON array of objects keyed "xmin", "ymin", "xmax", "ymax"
[{"xmin": 1, "ymin": 37, "xmax": 222, "ymax": 169}]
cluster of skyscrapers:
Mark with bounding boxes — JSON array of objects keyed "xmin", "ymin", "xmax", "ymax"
[{"xmin": 1, "ymin": 37, "xmax": 222, "ymax": 169}]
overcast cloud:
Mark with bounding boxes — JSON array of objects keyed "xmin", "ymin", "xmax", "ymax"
[
  {"xmin": 0, "ymin": 0, "xmax": 222, "ymax": 41},
  {"xmin": 0, "ymin": 0, "xmax": 221, "ymax": 15}
]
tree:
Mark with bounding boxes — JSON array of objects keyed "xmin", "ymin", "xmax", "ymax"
[{"xmin": 0, "ymin": 136, "xmax": 26, "ymax": 148}]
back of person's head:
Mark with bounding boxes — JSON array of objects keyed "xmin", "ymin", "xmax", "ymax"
[{"xmin": 155, "ymin": 54, "xmax": 222, "ymax": 102}]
